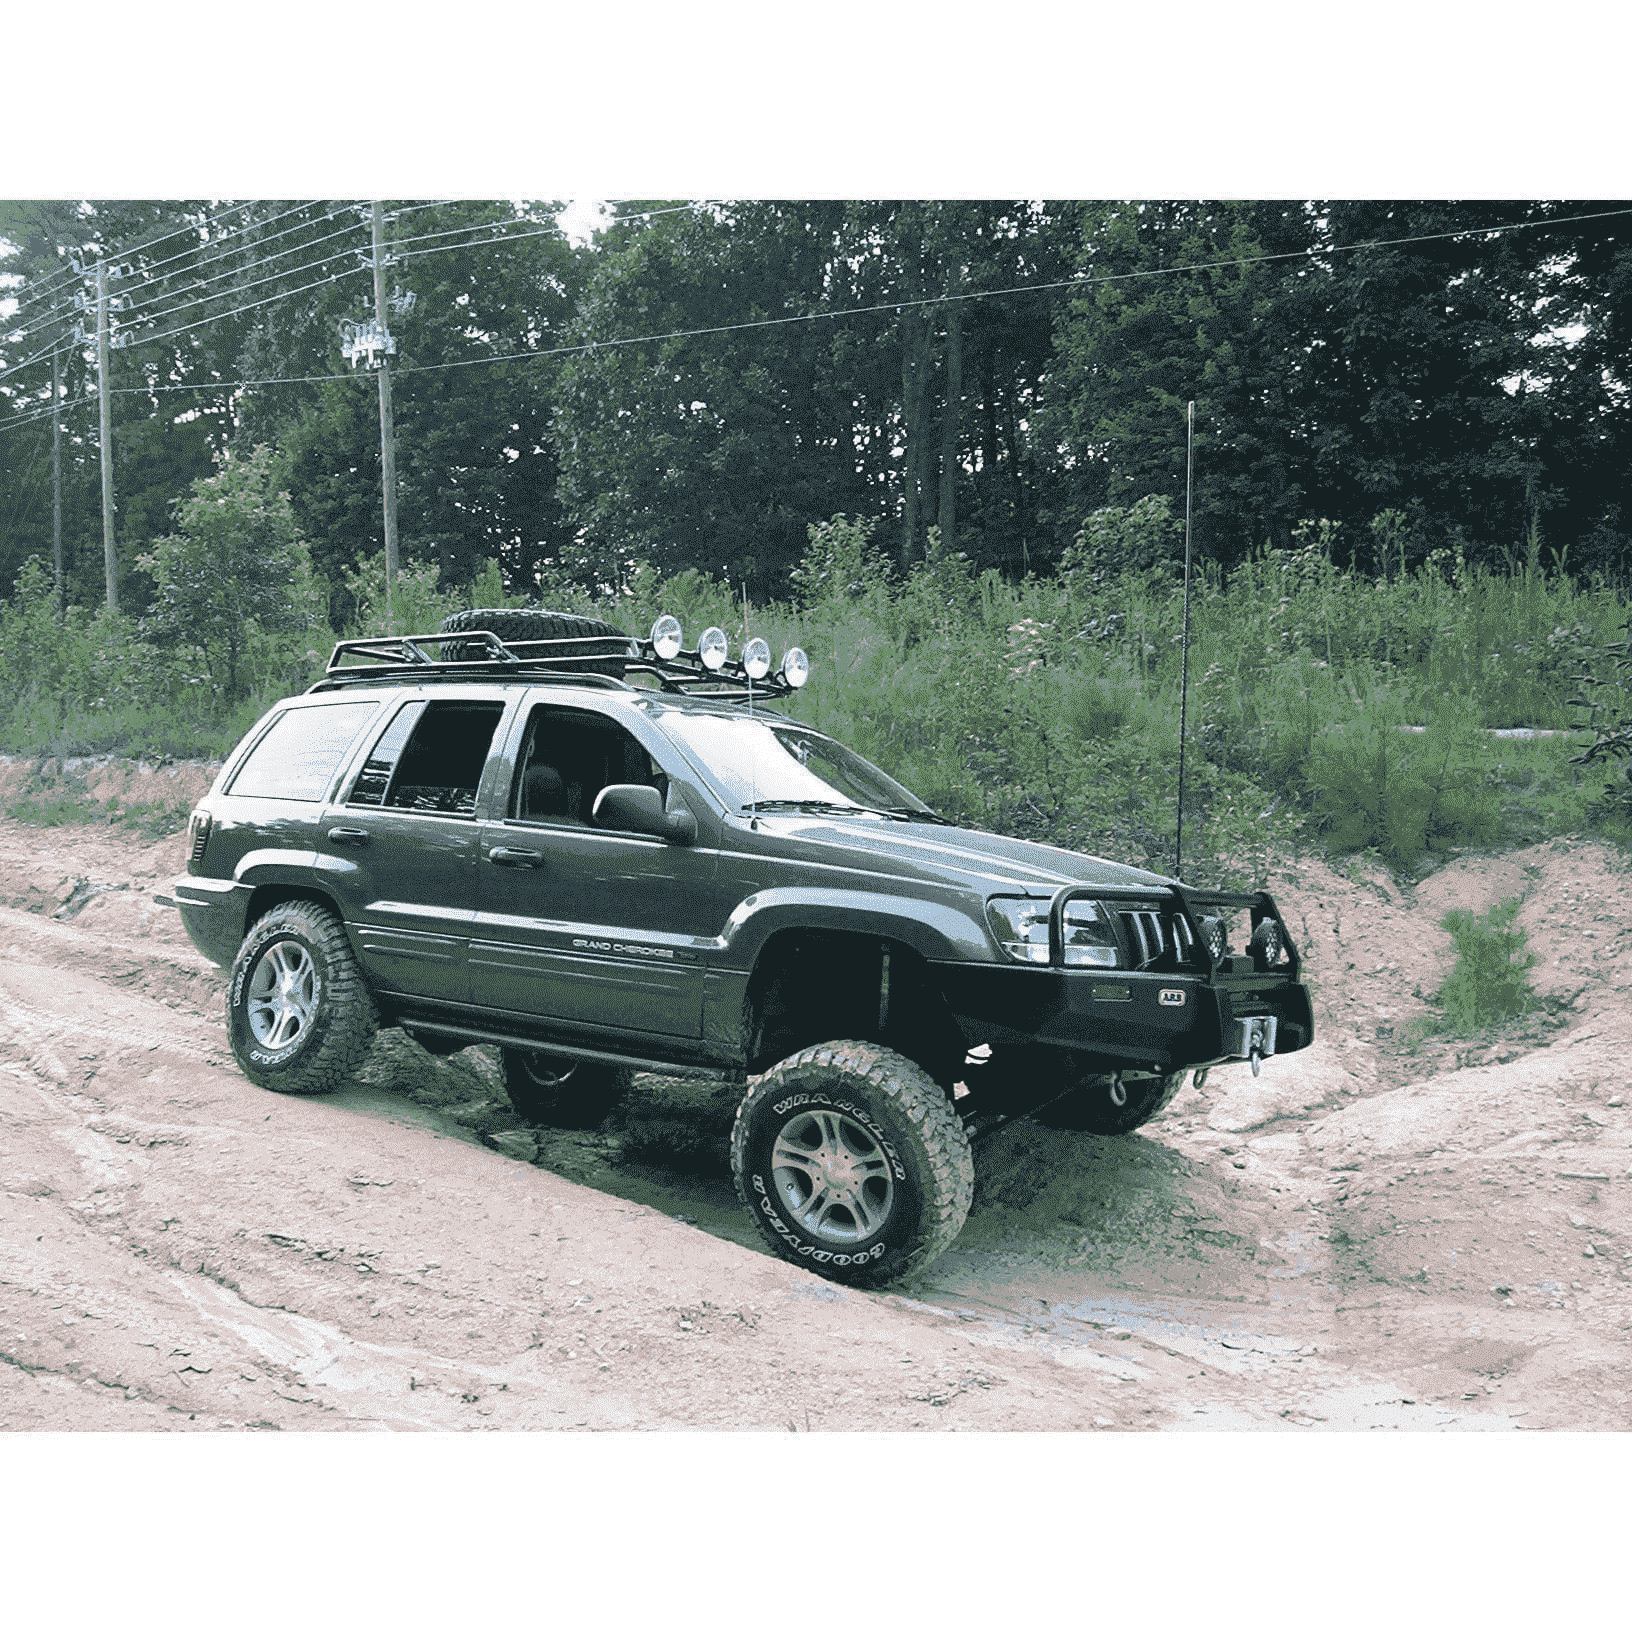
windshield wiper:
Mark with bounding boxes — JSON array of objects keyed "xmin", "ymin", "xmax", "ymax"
[
  {"xmin": 742, "ymin": 798, "xmax": 909, "ymax": 821},
  {"xmin": 885, "ymin": 805, "xmax": 957, "ymax": 825}
]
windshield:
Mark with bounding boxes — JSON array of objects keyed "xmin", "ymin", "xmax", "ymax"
[{"xmin": 658, "ymin": 712, "xmax": 931, "ymax": 814}]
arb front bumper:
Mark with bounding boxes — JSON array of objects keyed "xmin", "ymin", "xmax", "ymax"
[{"xmin": 941, "ymin": 881, "xmax": 1314, "ymax": 1076}]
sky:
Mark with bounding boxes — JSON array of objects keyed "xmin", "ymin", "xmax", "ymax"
[{"xmin": 1, "ymin": 5, "xmax": 1623, "ymax": 203}]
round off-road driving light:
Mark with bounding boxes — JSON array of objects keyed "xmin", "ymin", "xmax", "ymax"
[
  {"xmin": 650, "ymin": 614, "xmax": 683, "ymax": 661},
  {"xmin": 743, "ymin": 637, "xmax": 771, "ymax": 680},
  {"xmin": 780, "ymin": 647, "xmax": 809, "ymax": 688},
  {"xmin": 698, "ymin": 626, "xmax": 728, "ymax": 672}
]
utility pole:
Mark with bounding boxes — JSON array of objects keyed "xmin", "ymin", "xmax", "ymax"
[
  {"xmin": 51, "ymin": 346, "xmax": 63, "ymax": 615},
  {"xmin": 340, "ymin": 204, "xmax": 402, "ymax": 634},
  {"xmin": 371, "ymin": 203, "xmax": 400, "ymax": 634},
  {"xmin": 95, "ymin": 256, "xmax": 117, "ymax": 614}
]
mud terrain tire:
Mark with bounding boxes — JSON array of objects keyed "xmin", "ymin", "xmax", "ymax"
[
  {"xmin": 499, "ymin": 1049, "xmax": 632, "ymax": 1129},
  {"xmin": 227, "ymin": 901, "xmax": 379, "ymax": 1095},
  {"xmin": 1033, "ymin": 1069, "xmax": 1184, "ymax": 1135},
  {"xmin": 731, "ymin": 1040, "xmax": 975, "ymax": 1288},
  {"xmin": 438, "ymin": 607, "xmax": 633, "ymax": 670}
]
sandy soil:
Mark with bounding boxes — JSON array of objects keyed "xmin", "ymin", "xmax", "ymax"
[{"xmin": 2, "ymin": 758, "xmax": 1629, "ymax": 1433}]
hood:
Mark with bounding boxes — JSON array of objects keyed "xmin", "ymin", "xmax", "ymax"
[{"xmin": 744, "ymin": 812, "xmax": 1176, "ymax": 898}]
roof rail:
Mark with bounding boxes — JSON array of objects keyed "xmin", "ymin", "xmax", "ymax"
[{"xmin": 311, "ymin": 627, "xmax": 803, "ymax": 703}]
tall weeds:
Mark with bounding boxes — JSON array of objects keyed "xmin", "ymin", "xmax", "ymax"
[{"xmin": 2, "ymin": 510, "xmax": 1628, "ymax": 874}]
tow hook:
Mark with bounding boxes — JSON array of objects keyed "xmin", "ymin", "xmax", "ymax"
[
  {"xmin": 1108, "ymin": 1075, "xmax": 1127, "ymax": 1108},
  {"xmin": 1250, "ymin": 1048, "xmax": 1263, "ymax": 1077}
]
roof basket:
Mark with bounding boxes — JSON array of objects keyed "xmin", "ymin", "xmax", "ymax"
[{"xmin": 317, "ymin": 627, "xmax": 805, "ymax": 702}]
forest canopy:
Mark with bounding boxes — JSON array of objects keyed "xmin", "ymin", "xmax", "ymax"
[{"xmin": 3, "ymin": 197, "xmax": 1631, "ymax": 615}]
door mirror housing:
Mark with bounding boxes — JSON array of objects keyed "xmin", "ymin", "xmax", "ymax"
[{"xmin": 592, "ymin": 783, "xmax": 697, "ymax": 845}]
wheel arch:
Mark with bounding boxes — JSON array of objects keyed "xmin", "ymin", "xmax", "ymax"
[
  {"xmin": 742, "ymin": 925, "xmax": 963, "ymax": 1084},
  {"xmin": 242, "ymin": 881, "xmax": 346, "ymax": 935}
]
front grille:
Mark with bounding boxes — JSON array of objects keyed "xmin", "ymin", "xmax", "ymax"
[{"xmin": 1118, "ymin": 908, "xmax": 1203, "ymax": 971}]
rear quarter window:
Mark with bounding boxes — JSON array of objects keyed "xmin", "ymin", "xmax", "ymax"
[{"xmin": 226, "ymin": 700, "xmax": 380, "ymax": 801}]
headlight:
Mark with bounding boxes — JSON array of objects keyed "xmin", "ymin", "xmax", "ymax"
[{"xmin": 986, "ymin": 897, "xmax": 1120, "ymax": 968}]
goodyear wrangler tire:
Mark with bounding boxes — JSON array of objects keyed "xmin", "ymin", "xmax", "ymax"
[
  {"xmin": 438, "ymin": 607, "xmax": 633, "ymax": 670},
  {"xmin": 1033, "ymin": 1069, "xmax": 1184, "ymax": 1135},
  {"xmin": 227, "ymin": 901, "xmax": 379, "ymax": 1095},
  {"xmin": 499, "ymin": 1049, "xmax": 632, "ymax": 1129},
  {"xmin": 731, "ymin": 1041, "xmax": 974, "ymax": 1288}
]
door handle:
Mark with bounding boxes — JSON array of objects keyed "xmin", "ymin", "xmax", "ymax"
[
  {"xmin": 327, "ymin": 827, "xmax": 371, "ymax": 846},
  {"xmin": 487, "ymin": 846, "xmax": 543, "ymax": 868}
]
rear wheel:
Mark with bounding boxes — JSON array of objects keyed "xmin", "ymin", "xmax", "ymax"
[
  {"xmin": 498, "ymin": 1049, "xmax": 632, "ymax": 1129},
  {"xmin": 731, "ymin": 1040, "xmax": 974, "ymax": 1288}
]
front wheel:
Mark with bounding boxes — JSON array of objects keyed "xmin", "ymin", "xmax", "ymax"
[
  {"xmin": 731, "ymin": 1040, "xmax": 974, "ymax": 1288},
  {"xmin": 499, "ymin": 1049, "xmax": 631, "ymax": 1128},
  {"xmin": 227, "ymin": 901, "xmax": 379, "ymax": 1094}
]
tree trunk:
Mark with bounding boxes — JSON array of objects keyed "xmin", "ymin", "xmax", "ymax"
[
  {"xmin": 937, "ymin": 301, "xmax": 963, "ymax": 558},
  {"xmin": 900, "ymin": 307, "xmax": 931, "ymax": 569}
]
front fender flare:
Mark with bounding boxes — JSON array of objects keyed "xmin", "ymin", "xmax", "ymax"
[{"xmin": 714, "ymin": 886, "xmax": 994, "ymax": 969}]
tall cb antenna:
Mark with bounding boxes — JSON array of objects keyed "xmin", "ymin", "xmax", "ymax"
[{"xmin": 1175, "ymin": 400, "xmax": 1195, "ymax": 880}]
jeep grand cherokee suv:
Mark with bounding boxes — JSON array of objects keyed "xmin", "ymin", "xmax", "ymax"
[{"xmin": 161, "ymin": 608, "xmax": 1313, "ymax": 1286}]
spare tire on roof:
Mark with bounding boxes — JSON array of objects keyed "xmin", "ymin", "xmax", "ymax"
[{"xmin": 437, "ymin": 606, "xmax": 636, "ymax": 671}]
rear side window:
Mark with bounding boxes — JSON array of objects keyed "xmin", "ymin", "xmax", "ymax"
[
  {"xmin": 227, "ymin": 701, "xmax": 379, "ymax": 802},
  {"xmin": 347, "ymin": 700, "xmax": 427, "ymax": 806},
  {"xmin": 350, "ymin": 699, "xmax": 506, "ymax": 817}
]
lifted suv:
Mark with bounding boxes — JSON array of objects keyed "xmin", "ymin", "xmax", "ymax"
[{"xmin": 162, "ymin": 608, "xmax": 1313, "ymax": 1286}]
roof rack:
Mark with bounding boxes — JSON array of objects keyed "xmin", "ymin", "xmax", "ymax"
[{"xmin": 310, "ymin": 627, "xmax": 804, "ymax": 703}]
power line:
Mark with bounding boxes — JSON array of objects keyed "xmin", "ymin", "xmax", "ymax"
[
  {"xmin": 1, "ymin": 200, "xmax": 692, "ymax": 371},
  {"xmin": 0, "ymin": 331, "xmax": 78, "ymax": 389},
  {"xmin": 7, "ymin": 201, "xmax": 386, "ymax": 344},
  {"xmin": 1, "ymin": 198, "xmax": 265, "ymax": 320},
  {"xmin": 113, "ymin": 263, "xmax": 372, "ymax": 355},
  {"xmin": 126, "ymin": 199, "xmax": 343, "ymax": 284},
  {"xmin": 4, "ymin": 209, "xmax": 358, "ymax": 360},
  {"xmin": 0, "ymin": 389, "xmax": 91, "ymax": 436},
  {"xmin": 117, "ymin": 216, "xmax": 370, "ymax": 329}
]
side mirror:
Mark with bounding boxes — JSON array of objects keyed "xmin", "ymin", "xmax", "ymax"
[{"xmin": 592, "ymin": 783, "xmax": 697, "ymax": 845}]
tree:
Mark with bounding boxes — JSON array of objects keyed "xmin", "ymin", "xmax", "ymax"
[
  {"xmin": 1309, "ymin": 200, "xmax": 1552, "ymax": 570},
  {"xmin": 555, "ymin": 201, "xmax": 873, "ymax": 598},
  {"xmin": 1041, "ymin": 200, "xmax": 1318, "ymax": 569},
  {"xmin": 138, "ymin": 444, "xmax": 319, "ymax": 700},
  {"xmin": 553, "ymin": 200, "xmax": 1077, "ymax": 595}
]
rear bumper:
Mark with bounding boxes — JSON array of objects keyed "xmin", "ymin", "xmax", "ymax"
[
  {"xmin": 935, "ymin": 961, "xmax": 1314, "ymax": 1075},
  {"xmin": 154, "ymin": 874, "xmax": 252, "ymax": 968}
]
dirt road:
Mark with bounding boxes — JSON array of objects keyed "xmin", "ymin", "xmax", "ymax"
[{"xmin": 2, "ymin": 758, "xmax": 1629, "ymax": 1432}]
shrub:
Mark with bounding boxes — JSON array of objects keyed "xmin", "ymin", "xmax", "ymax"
[
  {"xmin": 1571, "ymin": 618, "xmax": 1632, "ymax": 820},
  {"xmin": 1433, "ymin": 898, "xmax": 1538, "ymax": 1033}
]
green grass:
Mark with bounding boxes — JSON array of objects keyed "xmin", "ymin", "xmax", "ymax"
[
  {"xmin": 1430, "ymin": 898, "xmax": 1539, "ymax": 1036},
  {"xmin": 2, "ymin": 762, "xmax": 194, "ymax": 839}
]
